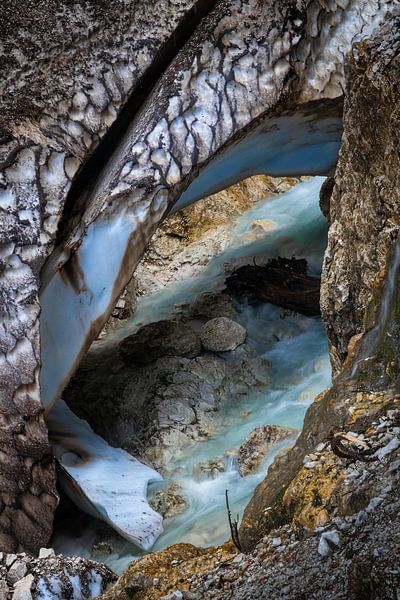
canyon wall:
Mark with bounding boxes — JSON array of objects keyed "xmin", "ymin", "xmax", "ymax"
[{"xmin": 320, "ymin": 11, "xmax": 400, "ymax": 374}]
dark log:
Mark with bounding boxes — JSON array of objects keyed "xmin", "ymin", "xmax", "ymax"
[{"xmin": 225, "ymin": 257, "xmax": 321, "ymax": 317}]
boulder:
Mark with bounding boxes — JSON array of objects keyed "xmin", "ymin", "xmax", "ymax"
[
  {"xmin": 119, "ymin": 321, "xmax": 201, "ymax": 364},
  {"xmin": 190, "ymin": 292, "xmax": 237, "ymax": 320},
  {"xmin": 238, "ymin": 425, "xmax": 298, "ymax": 476},
  {"xmin": 199, "ymin": 317, "xmax": 247, "ymax": 352},
  {"xmin": 192, "ymin": 458, "xmax": 226, "ymax": 480},
  {"xmin": 149, "ymin": 484, "xmax": 189, "ymax": 518}
]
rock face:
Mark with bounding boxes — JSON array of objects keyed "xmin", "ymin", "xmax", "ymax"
[
  {"xmin": 199, "ymin": 318, "xmax": 247, "ymax": 352},
  {"xmin": 238, "ymin": 425, "xmax": 298, "ymax": 476},
  {"xmin": 119, "ymin": 321, "xmax": 201, "ymax": 364},
  {"xmin": 0, "ymin": 550, "xmax": 116, "ymax": 600},
  {"xmin": 320, "ymin": 12, "xmax": 400, "ymax": 374}
]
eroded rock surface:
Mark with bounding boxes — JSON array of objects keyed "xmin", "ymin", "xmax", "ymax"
[
  {"xmin": 320, "ymin": 11, "xmax": 400, "ymax": 373},
  {"xmin": 149, "ymin": 484, "xmax": 189, "ymax": 519},
  {"xmin": 199, "ymin": 318, "xmax": 247, "ymax": 352}
]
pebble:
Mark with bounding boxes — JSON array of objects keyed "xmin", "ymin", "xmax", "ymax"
[
  {"xmin": 318, "ymin": 530, "xmax": 341, "ymax": 557},
  {"xmin": 355, "ymin": 511, "xmax": 368, "ymax": 527},
  {"xmin": 232, "ymin": 554, "xmax": 244, "ymax": 564},
  {"xmin": 271, "ymin": 538, "xmax": 281, "ymax": 548},
  {"xmin": 6, "ymin": 555, "xmax": 17, "ymax": 568},
  {"xmin": 8, "ymin": 560, "xmax": 28, "ymax": 585},
  {"xmin": 375, "ymin": 437, "xmax": 400, "ymax": 460},
  {"xmin": 160, "ymin": 591, "xmax": 183, "ymax": 600},
  {"xmin": 304, "ymin": 461, "xmax": 319, "ymax": 469},
  {"xmin": 389, "ymin": 459, "xmax": 400, "ymax": 473}
]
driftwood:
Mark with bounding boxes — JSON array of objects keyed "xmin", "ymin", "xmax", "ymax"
[
  {"xmin": 225, "ymin": 489, "xmax": 242, "ymax": 552},
  {"xmin": 329, "ymin": 432, "xmax": 375, "ymax": 462},
  {"xmin": 225, "ymin": 257, "xmax": 321, "ymax": 317}
]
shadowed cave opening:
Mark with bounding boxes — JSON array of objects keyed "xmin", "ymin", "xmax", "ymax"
[{"xmin": 49, "ymin": 175, "xmax": 333, "ymax": 573}]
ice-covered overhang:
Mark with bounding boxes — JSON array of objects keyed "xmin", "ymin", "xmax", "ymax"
[
  {"xmin": 173, "ymin": 99, "xmax": 342, "ymax": 211},
  {"xmin": 39, "ymin": 99, "xmax": 342, "ymax": 411}
]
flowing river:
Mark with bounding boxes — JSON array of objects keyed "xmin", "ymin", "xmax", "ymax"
[{"xmin": 53, "ymin": 177, "xmax": 332, "ymax": 573}]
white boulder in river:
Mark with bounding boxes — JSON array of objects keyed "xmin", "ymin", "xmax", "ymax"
[{"xmin": 199, "ymin": 317, "xmax": 247, "ymax": 352}]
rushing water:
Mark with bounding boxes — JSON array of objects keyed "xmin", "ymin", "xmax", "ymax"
[{"xmin": 53, "ymin": 177, "xmax": 332, "ymax": 573}]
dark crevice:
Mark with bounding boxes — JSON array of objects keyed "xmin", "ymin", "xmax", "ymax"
[{"xmin": 55, "ymin": 0, "xmax": 219, "ymax": 247}]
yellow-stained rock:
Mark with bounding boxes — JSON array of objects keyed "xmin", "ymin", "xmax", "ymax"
[
  {"xmin": 282, "ymin": 453, "xmax": 346, "ymax": 533},
  {"xmin": 99, "ymin": 542, "xmax": 236, "ymax": 600}
]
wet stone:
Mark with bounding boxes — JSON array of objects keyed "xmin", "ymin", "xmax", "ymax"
[{"xmin": 199, "ymin": 317, "xmax": 247, "ymax": 352}]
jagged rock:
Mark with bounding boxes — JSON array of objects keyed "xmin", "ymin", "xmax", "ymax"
[
  {"xmin": 238, "ymin": 426, "xmax": 298, "ymax": 476},
  {"xmin": 7, "ymin": 560, "xmax": 27, "ymax": 585},
  {"xmin": 119, "ymin": 321, "xmax": 201, "ymax": 364},
  {"xmin": 199, "ymin": 318, "xmax": 247, "ymax": 352},
  {"xmin": 149, "ymin": 484, "xmax": 189, "ymax": 518},
  {"xmin": 38, "ymin": 549, "xmax": 55, "ymax": 559},
  {"xmin": 318, "ymin": 530, "xmax": 341, "ymax": 557}
]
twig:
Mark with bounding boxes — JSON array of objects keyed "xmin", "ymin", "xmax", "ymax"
[{"xmin": 225, "ymin": 489, "xmax": 242, "ymax": 552}]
